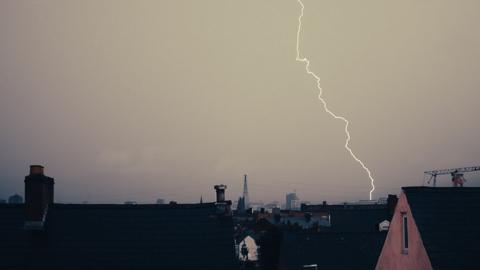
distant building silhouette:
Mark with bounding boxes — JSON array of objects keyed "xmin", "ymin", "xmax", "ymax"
[
  {"xmin": 124, "ymin": 201, "xmax": 137, "ymax": 205},
  {"xmin": 285, "ymin": 192, "xmax": 300, "ymax": 210},
  {"xmin": 0, "ymin": 199, "xmax": 6, "ymax": 204},
  {"xmin": 235, "ymin": 174, "xmax": 250, "ymax": 215},
  {"xmin": 8, "ymin": 194, "xmax": 23, "ymax": 204},
  {"xmin": 156, "ymin": 198, "xmax": 165, "ymax": 204},
  {"xmin": 264, "ymin": 201, "xmax": 279, "ymax": 209},
  {"xmin": 243, "ymin": 174, "xmax": 249, "ymax": 209},
  {"xmin": 237, "ymin": 196, "xmax": 246, "ymax": 214}
]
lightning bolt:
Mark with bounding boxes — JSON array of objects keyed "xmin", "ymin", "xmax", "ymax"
[{"xmin": 295, "ymin": 0, "xmax": 375, "ymax": 200}]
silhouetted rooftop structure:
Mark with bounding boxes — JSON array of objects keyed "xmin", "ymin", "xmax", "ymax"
[
  {"xmin": 0, "ymin": 165, "xmax": 237, "ymax": 270},
  {"xmin": 0, "ymin": 203, "xmax": 237, "ymax": 270}
]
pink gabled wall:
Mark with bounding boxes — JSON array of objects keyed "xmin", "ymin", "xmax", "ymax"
[{"xmin": 376, "ymin": 192, "xmax": 432, "ymax": 270}]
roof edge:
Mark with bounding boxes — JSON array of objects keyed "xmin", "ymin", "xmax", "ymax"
[
  {"xmin": 50, "ymin": 202, "xmax": 216, "ymax": 209},
  {"xmin": 402, "ymin": 186, "xmax": 480, "ymax": 192}
]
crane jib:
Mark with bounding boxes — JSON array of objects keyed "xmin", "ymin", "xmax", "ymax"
[
  {"xmin": 424, "ymin": 166, "xmax": 480, "ymax": 187},
  {"xmin": 425, "ymin": 166, "xmax": 480, "ymax": 176}
]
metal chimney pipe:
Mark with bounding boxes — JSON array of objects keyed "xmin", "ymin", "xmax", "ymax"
[{"xmin": 214, "ymin": 185, "xmax": 227, "ymax": 203}]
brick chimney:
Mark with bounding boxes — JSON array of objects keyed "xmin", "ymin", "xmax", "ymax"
[{"xmin": 24, "ymin": 165, "xmax": 54, "ymax": 229}]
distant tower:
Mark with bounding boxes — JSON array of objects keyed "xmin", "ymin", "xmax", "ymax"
[
  {"xmin": 243, "ymin": 174, "xmax": 250, "ymax": 209},
  {"xmin": 286, "ymin": 192, "xmax": 299, "ymax": 210}
]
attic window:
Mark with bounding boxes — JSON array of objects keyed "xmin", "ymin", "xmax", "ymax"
[{"xmin": 401, "ymin": 212, "xmax": 408, "ymax": 254}]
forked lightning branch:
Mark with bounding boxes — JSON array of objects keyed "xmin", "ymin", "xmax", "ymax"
[{"xmin": 295, "ymin": 0, "xmax": 376, "ymax": 199}]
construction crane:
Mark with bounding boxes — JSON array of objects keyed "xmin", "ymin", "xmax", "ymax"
[{"xmin": 424, "ymin": 166, "xmax": 480, "ymax": 187}]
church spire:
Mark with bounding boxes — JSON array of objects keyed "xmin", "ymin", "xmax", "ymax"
[{"xmin": 243, "ymin": 174, "xmax": 249, "ymax": 209}]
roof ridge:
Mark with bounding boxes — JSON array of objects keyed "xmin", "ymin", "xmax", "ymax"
[{"xmin": 50, "ymin": 202, "xmax": 216, "ymax": 209}]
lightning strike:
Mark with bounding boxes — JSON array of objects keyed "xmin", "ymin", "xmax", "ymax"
[{"xmin": 295, "ymin": 0, "xmax": 376, "ymax": 200}]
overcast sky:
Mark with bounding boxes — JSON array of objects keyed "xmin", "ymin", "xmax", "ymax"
[{"xmin": 1, "ymin": 0, "xmax": 479, "ymax": 204}]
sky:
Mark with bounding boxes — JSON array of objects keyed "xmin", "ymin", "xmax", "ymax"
[{"xmin": 1, "ymin": 0, "xmax": 479, "ymax": 204}]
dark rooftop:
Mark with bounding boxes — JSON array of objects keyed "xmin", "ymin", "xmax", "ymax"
[
  {"xmin": 302, "ymin": 203, "xmax": 389, "ymax": 212},
  {"xmin": 280, "ymin": 231, "xmax": 387, "ymax": 270},
  {"xmin": 403, "ymin": 186, "xmax": 480, "ymax": 270},
  {"xmin": 329, "ymin": 208, "xmax": 391, "ymax": 233},
  {"xmin": 279, "ymin": 202, "xmax": 393, "ymax": 270},
  {"xmin": 0, "ymin": 202, "xmax": 237, "ymax": 270},
  {"xmin": 302, "ymin": 201, "xmax": 394, "ymax": 233}
]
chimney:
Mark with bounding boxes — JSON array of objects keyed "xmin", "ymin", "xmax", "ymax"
[
  {"xmin": 214, "ymin": 184, "xmax": 227, "ymax": 203},
  {"xmin": 213, "ymin": 184, "xmax": 231, "ymax": 216},
  {"xmin": 24, "ymin": 165, "xmax": 54, "ymax": 229}
]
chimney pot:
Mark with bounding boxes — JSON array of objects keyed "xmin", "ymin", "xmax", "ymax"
[{"xmin": 30, "ymin": 165, "xmax": 44, "ymax": 175}]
